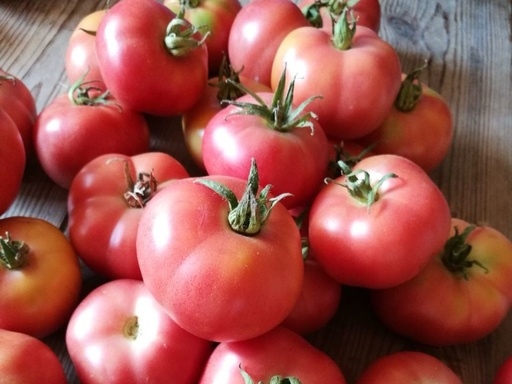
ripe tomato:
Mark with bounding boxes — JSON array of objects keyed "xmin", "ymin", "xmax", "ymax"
[
  {"xmin": 0, "ymin": 216, "xmax": 82, "ymax": 338},
  {"xmin": 371, "ymin": 218, "xmax": 512, "ymax": 346},
  {"xmin": 271, "ymin": 13, "xmax": 402, "ymax": 140},
  {"xmin": 66, "ymin": 279, "xmax": 213, "ymax": 384},
  {"xmin": 357, "ymin": 68, "xmax": 454, "ymax": 172},
  {"xmin": 199, "ymin": 326, "xmax": 347, "ymax": 383},
  {"xmin": 65, "ymin": 10, "xmax": 106, "ymax": 88},
  {"xmin": 68, "ymin": 152, "xmax": 189, "ymax": 280},
  {"xmin": 0, "ymin": 329, "xmax": 67, "ymax": 384},
  {"xmin": 356, "ymin": 351, "xmax": 462, "ymax": 384},
  {"xmin": 227, "ymin": 0, "xmax": 310, "ymax": 86},
  {"xmin": 0, "ymin": 69, "xmax": 37, "ymax": 157},
  {"xmin": 33, "ymin": 81, "xmax": 150, "ymax": 189},
  {"xmin": 308, "ymin": 154, "xmax": 452, "ymax": 289},
  {"xmin": 0, "ymin": 108, "xmax": 25, "ymax": 215},
  {"xmin": 494, "ymin": 356, "xmax": 512, "ymax": 384},
  {"xmin": 164, "ymin": 0, "xmax": 242, "ymax": 74},
  {"xmin": 137, "ymin": 169, "xmax": 304, "ymax": 342},
  {"xmin": 95, "ymin": 0, "xmax": 208, "ymax": 116}
]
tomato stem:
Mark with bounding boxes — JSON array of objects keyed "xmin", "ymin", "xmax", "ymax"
[
  {"xmin": 211, "ymin": 54, "xmax": 247, "ymax": 105},
  {"xmin": 302, "ymin": 0, "xmax": 359, "ymax": 29},
  {"xmin": 195, "ymin": 159, "xmax": 291, "ymax": 235},
  {"xmin": 164, "ymin": 6, "xmax": 209, "ymax": 57},
  {"xmin": 331, "ymin": 6, "xmax": 357, "ymax": 51},
  {"xmin": 0, "ymin": 232, "xmax": 30, "ymax": 270},
  {"xmin": 394, "ymin": 61, "xmax": 428, "ymax": 112},
  {"xmin": 239, "ymin": 364, "xmax": 302, "ymax": 384},
  {"xmin": 123, "ymin": 316, "xmax": 139, "ymax": 340},
  {"xmin": 179, "ymin": 0, "xmax": 200, "ymax": 8},
  {"xmin": 68, "ymin": 69, "xmax": 119, "ymax": 108}
]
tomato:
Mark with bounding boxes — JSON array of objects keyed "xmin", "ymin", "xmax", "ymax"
[
  {"xmin": 0, "ymin": 108, "xmax": 25, "ymax": 215},
  {"xmin": 227, "ymin": 0, "xmax": 310, "ymax": 86},
  {"xmin": 371, "ymin": 218, "xmax": 512, "ymax": 346},
  {"xmin": 95, "ymin": 0, "xmax": 208, "ymax": 116},
  {"xmin": 68, "ymin": 152, "xmax": 189, "ymax": 280},
  {"xmin": 300, "ymin": 0, "xmax": 381, "ymax": 33},
  {"xmin": 199, "ymin": 326, "xmax": 347, "ymax": 383},
  {"xmin": 164, "ymin": 0, "xmax": 242, "ymax": 75},
  {"xmin": 66, "ymin": 279, "xmax": 213, "ymax": 384},
  {"xmin": 136, "ymin": 165, "xmax": 304, "ymax": 342},
  {"xmin": 308, "ymin": 154, "xmax": 452, "ymax": 289},
  {"xmin": 357, "ymin": 68, "xmax": 454, "ymax": 172},
  {"xmin": 494, "ymin": 355, "xmax": 512, "ymax": 384},
  {"xmin": 356, "ymin": 351, "xmax": 462, "ymax": 384},
  {"xmin": 0, "ymin": 69, "xmax": 37, "ymax": 157},
  {"xmin": 65, "ymin": 10, "xmax": 106, "ymax": 89},
  {"xmin": 33, "ymin": 80, "xmax": 150, "ymax": 189},
  {"xmin": 0, "ymin": 216, "xmax": 82, "ymax": 338},
  {"xmin": 271, "ymin": 12, "xmax": 402, "ymax": 140},
  {"xmin": 0, "ymin": 329, "xmax": 67, "ymax": 384}
]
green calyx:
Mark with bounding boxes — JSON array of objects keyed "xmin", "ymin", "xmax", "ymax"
[
  {"xmin": 211, "ymin": 54, "xmax": 247, "ymax": 104},
  {"xmin": 331, "ymin": 4, "xmax": 358, "ymax": 50},
  {"xmin": 394, "ymin": 61, "xmax": 428, "ymax": 112},
  {"xmin": 440, "ymin": 225, "xmax": 489, "ymax": 280},
  {"xmin": 327, "ymin": 160, "xmax": 397, "ymax": 212},
  {"xmin": 164, "ymin": 6, "xmax": 209, "ymax": 57},
  {"xmin": 302, "ymin": 0, "xmax": 359, "ymax": 29},
  {"xmin": 240, "ymin": 365, "xmax": 302, "ymax": 384},
  {"xmin": 327, "ymin": 141, "xmax": 376, "ymax": 178},
  {"xmin": 223, "ymin": 66, "xmax": 321, "ymax": 133},
  {"xmin": 179, "ymin": 0, "xmax": 200, "ymax": 7},
  {"xmin": 68, "ymin": 70, "xmax": 118, "ymax": 108},
  {"xmin": 195, "ymin": 159, "xmax": 291, "ymax": 235},
  {"xmin": 0, "ymin": 232, "xmax": 30, "ymax": 270}
]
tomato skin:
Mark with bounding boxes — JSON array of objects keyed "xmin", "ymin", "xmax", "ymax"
[
  {"xmin": 356, "ymin": 351, "xmax": 462, "ymax": 384},
  {"xmin": 0, "ymin": 329, "xmax": 67, "ymax": 384},
  {"xmin": 371, "ymin": 218, "xmax": 512, "ymax": 346},
  {"xmin": 136, "ymin": 175, "xmax": 304, "ymax": 342},
  {"xmin": 164, "ymin": 0, "xmax": 242, "ymax": 75},
  {"xmin": 308, "ymin": 154, "xmax": 452, "ymax": 289},
  {"xmin": 494, "ymin": 356, "xmax": 512, "ymax": 384},
  {"xmin": 357, "ymin": 76, "xmax": 454, "ymax": 172},
  {"xmin": 202, "ymin": 92, "xmax": 330, "ymax": 209},
  {"xmin": 33, "ymin": 93, "xmax": 150, "ymax": 189},
  {"xmin": 227, "ymin": 0, "xmax": 310, "ymax": 86},
  {"xmin": 271, "ymin": 25, "xmax": 402, "ymax": 140},
  {"xmin": 66, "ymin": 279, "xmax": 213, "ymax": 384},
  {"xmin": 0, "ymin": 216, "xmax": 82, "ymax": 338},
  {"xmin": 68, "ymin": 152, "xmax": 189, "ymax": 280},
  {"xmin": 199, "ymin": 326, "xmax": 347, "ymax": 383},
  {"xmin": 95, "ymin": 0, "xmax": 208, "ymax": 116},
  {"xmin": 0, "ymin": 109, "xmax": 25, "ymax": 215}
]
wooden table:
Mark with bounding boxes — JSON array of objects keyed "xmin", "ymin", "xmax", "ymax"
[{"xmin": 1, "ymin": 0, "xmax": 511, "ymax": 383}]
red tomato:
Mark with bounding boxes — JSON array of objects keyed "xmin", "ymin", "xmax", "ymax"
[
  {"xmin": 65, "ymin": 10, "xmax": 106, "ymax": 88},
  {"xmin": 356, "ymin": 351, "xmax": 462, "ymax": 384},
  {"xmin": 308, "ymin": 154, "xmax": 452, "ymax": 289},
  {"xmin": 0, "ymin": 69, "xmax": 37, "ymax": 157},
  {"xmin": 0, "ymin": 216, "xmax": 82, "ymax": 338},
  {"xmin": 95, "ymin": 0, "xmax": 208, "ymax": 116},
  {"xmin": 371, "ymin": 218, "xmax": 512, "ymax": 346},
  {"xmin": 357, "ymin": 69, "xmax": 454, "ymax": 172},
  {"xmin": 300, "ymin": 0, "xmax": 381, "ymax": 33},
  {"xmin": 136, "ymin": 172, "xmax": 304, "ymax": 342},
  {"xmin": 0, "ymin": 329, "xmax": 67, "ymax": 384},
  {"xmin": 0, "ymin": 108, "xmax": 25, "ymax": 215},
  {"xmin": 494, "ymin": 356, "xmax": 512, "ymax": 384},
  {"xmin": 199, "ymin": 326, "xmax": 347, "ymax": 383},
  {"xmin": 164, "ymin": 0, "xmax": 242, "ymax": 74},
  {"xmin": 271, "ymin": 16, "xmax": 402, "ymax": 140},
  {"xmin": 33, "ymin": 83, "xmax": 150, "ymax": 189},
  {"xmin": 68, "ymin": 152, "xmax": 190, "ymax": 280},
  {"xmin": 66, "ymin": 279, "xmax": 213, "ymax": 384},
  {"xmin": 227, "ymin": 0, "xmax": 310, "ymax": 86}
]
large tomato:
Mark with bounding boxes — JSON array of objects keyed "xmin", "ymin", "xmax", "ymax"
[
  {"xmin": 494, "ymin": 355, "xmax": 512, "ymax": 384},
  {"xmin": 68, "ymin": 152, "xmax": 190, "ymax": 280},
  {"xmin": 136, "ymin": 167, "xmax": 304, "ymax": 342},
  {"xmin": 164, "ymin": 0, "xmax": 242, "ymax": 74},
  {"xmin": 66, "ymin": 279, "xmax": 213, "ymax": 384},
  {"xmin": 308, "ymin": 154, "xmax": 452, "ymax": 289},
  {"xmin": 227, "ymin": 0, "xmax": 310, "ymax": 86},
  {"xmin": 0, "ymin": 108, "xmax": 25, "ymax": 215},
  {"xmin": 95, "ymin": 0, "xmax": 208, "ymax": 116},
  {"xmin": 33, "ymin": 80, "xmax": 150, "ymax": 189},
  {"xmin": 271, "ymin": 12, "xmax": 402, "ymax": 140},
  {"xmin": 0, "ymin": 216, "xmax": 82, "ymax": 338},
  {"xmin": 356, "ymin": 351, "xmax": 462, "ymax": 384},
  {"xmin": 199, "ymin": 326, "xmax": 347, "ymax": 383},
  {"xmin": 0, "ymin": 329, "xmax": 67, "ymax": 384},
  {"xmin": 371, "ymin": 218, "xmax": 512, "ymax": 346}
]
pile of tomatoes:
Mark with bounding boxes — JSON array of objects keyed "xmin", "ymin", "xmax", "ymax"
[{"xmin": 2, "ymin": 0, "xmax": 512, "ymax": 383}]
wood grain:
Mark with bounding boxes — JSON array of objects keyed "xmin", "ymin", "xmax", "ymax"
[{"xmin": 1, "ymin": 0, "xmax": 511, "ymax": 383}]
